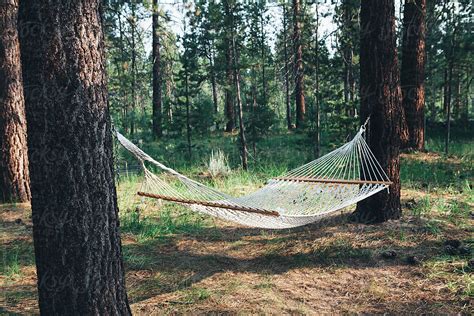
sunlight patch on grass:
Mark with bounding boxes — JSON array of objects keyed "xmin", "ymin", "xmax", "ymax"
[{"xmin": 424, "ymin": 254, "xmax": 473, "ymax": 299}]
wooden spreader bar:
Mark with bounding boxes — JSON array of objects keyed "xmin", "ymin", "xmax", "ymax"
[
  {"xmin": 137, "ymin": 192, "xmax": 280, "ymax": 217},
  {"xmin": 273, "ymin": 177, "xmax": 392, "ymax": 186}
]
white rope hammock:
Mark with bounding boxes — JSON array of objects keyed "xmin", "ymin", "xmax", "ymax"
[{"xmin": 116, "ymin": 123, "xmax": 391, "ymax": 229}]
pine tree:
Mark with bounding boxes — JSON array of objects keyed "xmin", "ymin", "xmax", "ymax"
[
  {"xmin": 293, "ymin": 0, "xmax": 305, "ymax": 129},
  {"xmin": 0, "ymin": 0, "xmax": 30, "ymax": 203},
  {"xmin": 152, "ymin": 0, "xmax": 163, "ymax": 139},
  {"xmin": 400, "ymin": 0, "xmax": 426, "ymax": 151},
  {"xmin": 352, "ymin": 0, "xmax": 403, "ymax": 223},
  {"xmin": 18, "ymin": 0, "xmax": 131, "ymax": 312}
]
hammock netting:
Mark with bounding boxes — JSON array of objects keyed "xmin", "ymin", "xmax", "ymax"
[{"xmin": 117, "ymin": 124, "xmax": 391, "ymax": 229}]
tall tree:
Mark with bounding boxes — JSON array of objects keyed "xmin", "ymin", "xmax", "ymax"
[
  {"xmin": 0, "ymin": 0, "xmax": 30, "ymax": 203},
  {"xmin": 18, "ymin": 0, "xmax": 131, "ymax": 313},
  {"xmin": 223, "ymin": 0, "xmax": 235, "ymax": 132},
  {"xmin": 229, "ymin": 1, "xmax": 248, "ymax": 169},
  {"xmin": 352, "ymin": 0, "xmax": 403, "ymax": 223},
  {"xmin": 400, "ymin": 0, "xmax": 426, "ymax": 151},
  {"xmin": 313, "ymin": 1, "xmax": 321, "ymax": 158},
  {"xmin": 282, "ymin": 3, "xmax": 292, "ymax": 129},
  {"xmin": 293, "ymin": 0, "xmax": 305, "ymax": 129},
  {"xmin": 152, "ymin": 0, "xmax": 163, "ymax": 138},
  {"xmin": 338, "ymin": 0, "xmax": 359, "ymax": 116}
]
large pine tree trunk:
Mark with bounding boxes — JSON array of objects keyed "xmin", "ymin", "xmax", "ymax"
[
  {"xmin": 352, "ymin": 0, "xmax": 403, "ymax": 223},
  {"xmin": 0, "ymin": 0, "xmax": 30, "ymax": 203},
  {"xmin": 18, "ymin": 0, "xmax": 131, "ymax": 313},
  {"xmin": 293, "ymin": 0, "xmax": 305, "ymax": 129},
  {"xmin": 400, "ymin": 0, "xmax": 426, "ymax": 151},
  {"xmin": 152, "ymin": 0, "xmax": 163, "ymax": 139}
]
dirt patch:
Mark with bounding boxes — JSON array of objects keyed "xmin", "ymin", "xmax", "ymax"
[{"xmin": 1, "ymin": 194, "xmax": 472, "ymax": 315}]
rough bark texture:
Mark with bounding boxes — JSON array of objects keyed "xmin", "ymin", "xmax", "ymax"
[
  {"xmin": 152, "ymin": 0, "xmax": 163, "ymax": 139},
  {"xmin": 18, "ymin": 0, "xmax": 131, "ymax": 314},
  {"xmin": 0, "ymin": 0, "xmax": 30, "ymax": 203},
  {"xmin": 401, "ymin": 0, "xmax": 426, "ymax": 151},
  {"xmin": 353, "ymin": 0, "xmax": 403, "ymax": 223},
  {"xmin": 293, "ymin": 0, "xmax": 305, "ymax": 129}
]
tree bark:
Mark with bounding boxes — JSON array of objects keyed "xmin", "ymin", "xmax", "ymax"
[
  {"xmin": 282, "ymin": 4, "xmax": 292, "ymax": 129},
  {"xmin": 352, "ymin": 0, "xmax": 403, "ymax": 223},
  {"xmin": 18, "ymin": 0, "xmax": 131, "ymax": 314},
  {"xmin": 293, "ymin": 0, "xmax": 305, "ymax": 129},
  {"xmin": 224, "ymin": 1, "xmax": 235, "ymax": 132},
  {"xmin": 400, "ymin": 0, "xmax": 426, "ymax": 151},
  {"xmin": 185, "ymin": 69, "xmax": 192, "ymax": 159},
  {"xmin": 209, "ymin": 51, "xmax": 219, "ymax": 114},
  {"xmin": 130, "ymin": 0, "xmax": 137, "ymax": 135},
  {"xmin": 0, "ymin": 0, "xmax": 30, "ymax": 203},
  {"xmin": 314, "ymin": 2, "xmax": 321, "ymax": 158},
  {"xmin": 152, "ymin": 0, "xmax": 163, "ymax": 139}
]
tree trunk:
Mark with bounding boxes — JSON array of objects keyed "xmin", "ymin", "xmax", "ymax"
[
  {"xmin": 293, "ymin": 0, "xmax": 305, "ymax": 129},
  {"xmin": 283, "ymin": 4, "xmax": 292, "ymax": 129},
  {"xmin": 224, "ymin": 43, "xmax": 235, "ymax": 132},
  {"xmin": 0, "ymin": 0, "xmax": 30, "ymax": 203},
  {"xmin": 445, "ymin": 65, "xmax": 452, "ymax": 155},
  {"xmin": 453, "ymin": 72, "xmax": 461, "ymax": 121},
  {"xmin": 400, "ymin": 0, "xmax": 426, "ymax": 151},
  {"xmin": 314, "ymin": 2, "xmax": 321, "ymax": 158},
  {"xmin": 352, "ymin": 0, "xmax": 403, "ymax": 223},
  {"xmin": 224, "ymin": 1, "xmax": 235, "ymax": 132},
  {"xmin": 18, "ymin": 0, "xmax": 131, "ymax": 314},
  {"xmin": 209, "ymin": 51, "xmax": 219, "ymax": 114},
  {"xmin": 260, "ymin": 13, "xmax": 267, "ymax": 106},
  {"xmin": 152, "ymin": 0, "xmax": 163, "ymax": 139},
  {"xmin": 231, "ymin": 23, "xmax": 248, "ymax": 170},
  {"xmin": 185, "ymin": 70, "xmax": 192, "ymax": 159}
]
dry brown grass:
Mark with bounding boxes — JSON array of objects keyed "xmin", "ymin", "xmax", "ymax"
[{"xmin": 1, "ymin": 189, "xmax": 472, "ymax": 315}]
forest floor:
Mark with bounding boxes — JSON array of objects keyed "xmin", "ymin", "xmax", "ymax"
[{"xmin": 1, "ymin": 130, "xmax": 473, "ymax": 315}]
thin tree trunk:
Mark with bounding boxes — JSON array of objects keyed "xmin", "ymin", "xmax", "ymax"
[
  {"xmin": 231, "ymin": 25, "xmax": 248, "ymax": 170},
  {"xmin": 130, "ymin": 0, "xmax": 137, "ymax": 135},
  {"xmin": 0, "ymin": 0, "xmax": 30, "ymax": 203},
  {"xmin": 18, "ymin": 0, "xmax": 131, "ymax": 313},
  {"xmin": 445, "ymin": 64, "xmax": 453, "ymax": 155},
  {"xmin": 283, "ymin": 4, "xmax": 292, "ymax": 129},
  {"xmin": 224, "ymin": 43, "xmax": 235, "ymax": 132},
  {"xmin": 260, "ymin": 13, "xmax": 267, "ymax": 106},
  {"xmin": 444, "ymin": 21, "xmax": 456, "ymax": 154},
  {"xmin": 314, "ymin": 2, "xmax": 321, "ymax": 158},
  {"xmin": 293, "ymin": 0, "xmax": 305, "ymax": 129},
  {"xmin": 454, "ymin": 72, "xmax": 461, "ymax": 120},
  {"xmin": 209, "ymin": 51, "xmax": 219, "ymax": 114},
  {"xmin": 252, "ymin": 67, "xmax": 258, "ymax": 157},
  {"xmin": 152, "ymin": 0, "xmax": 163, "ymax": 139},
  {"xmin": 400, "ymin": 0, "xmax": 426, "ymax": 151},
  {"xmin": 224, "ymin": 1, "xmax": 235, "ymax": 132},
  {"xmin": 117, "ymin": 9, "xmax": 129, "ymax": 133},
  {"xmin": 352, "ymin": 0, "xmax": 403, "ymax": 223},
  {"xmin": 185, "ymin": 70, "xmax": 192, "ymax": 159}
]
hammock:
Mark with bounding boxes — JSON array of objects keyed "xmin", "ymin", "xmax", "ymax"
[{"xmin": 116, "ymin": 123, "xmax": 391, "ymax": 229}]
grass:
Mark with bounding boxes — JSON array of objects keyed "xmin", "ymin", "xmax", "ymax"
[{"xmin": 1, "ymin": 125, "xmax": 473, "ymax": 314}]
